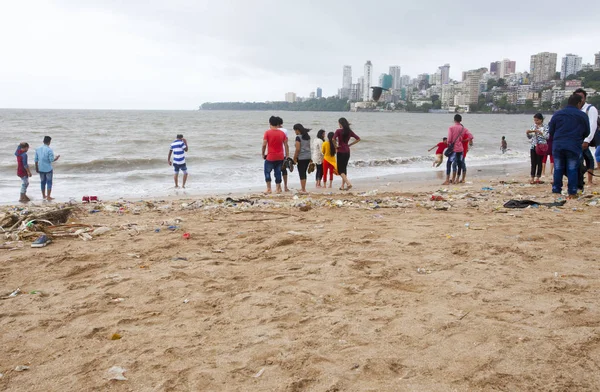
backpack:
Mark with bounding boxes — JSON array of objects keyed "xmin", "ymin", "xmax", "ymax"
[{"xmin": 585, "ymin": 105, "xmax": 600, "ymax": 147}]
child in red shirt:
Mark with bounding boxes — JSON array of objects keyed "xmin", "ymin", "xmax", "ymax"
[{"xmin": 428, "ymin": 137, "xmax": 447, "ymax": 167}]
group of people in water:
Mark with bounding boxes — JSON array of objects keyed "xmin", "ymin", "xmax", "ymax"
[{"xmin": 261, "ymin": 116, "xmax": 360, "ymax": 194}]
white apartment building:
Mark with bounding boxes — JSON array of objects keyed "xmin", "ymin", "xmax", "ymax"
[
  {"xmin": 561, "ymin": 54, "xmax": 582, "ymax": 79},
  {"xmin": 363, "ymin": 61, "xmax": 373, "ymax": 101}
]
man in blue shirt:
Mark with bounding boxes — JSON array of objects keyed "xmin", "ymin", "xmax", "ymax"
[
  {"xmin": 548, "ymin": 94, "xmax": 590, "ymax": 198},
  {"xmin": 34, "ymin": 136, "xmax": 60, "ymax": 201},
  {"xmin": 167, "ymin": 134, "xmax": 189, "ymax": 188}
]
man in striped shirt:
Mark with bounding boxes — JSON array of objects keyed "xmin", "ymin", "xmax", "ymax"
[{"xmin": 168, "ymin": 134, "xmax": 189, "ymax": 188}]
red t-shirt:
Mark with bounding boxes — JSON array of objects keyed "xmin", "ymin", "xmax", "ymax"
[
  {"xmin": 435, "ymin": 142, "xmax": 447, "ymax": 154},
  {"xmin": 462, "ymin": 135, "xmax": 472, "ymax": 158},
  {"xmin": 263, "ymin": 129, "xmax": 287, "ymax": 161}
]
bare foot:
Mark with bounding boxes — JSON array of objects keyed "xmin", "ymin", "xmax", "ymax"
[
  {"xmin": 46, "ymin": 196, "xmax": 55, "ymax": 201},
  {"xmin": 346, "ymin": 185, "xmax": 352, "ymax": 191},
  {"xmin": 567, "ymin": 194, "xmax": 578, "ymax": 200},
  {"xmin": 442, "ymin": 181, "xmax": 450, "ymax": 185},
  {"xmin": 284, "ymin": 188, "xmax": 290, "ymax": 192},
  {"xmin": 265, "ymin": 189, "xmax": 272, "ymax": 194}
]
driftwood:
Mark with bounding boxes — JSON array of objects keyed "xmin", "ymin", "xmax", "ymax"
[{"xmin": 3, "ymin": 207, "xmax": 75, "ymax": 232}]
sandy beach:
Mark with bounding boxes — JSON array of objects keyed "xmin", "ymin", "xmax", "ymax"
[{"xmin": 2, "ymin": 166, "xmax": 600, "ymax": 391}]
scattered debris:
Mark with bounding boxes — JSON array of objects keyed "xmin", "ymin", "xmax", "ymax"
[{"xmin": 107, "ymin": 366, "xmax": 127, "ymax": 381}]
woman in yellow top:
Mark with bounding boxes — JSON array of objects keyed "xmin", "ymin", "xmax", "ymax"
[{"xmin": 321, "ymin": 131, "xmax": 338, "ymax": 188}]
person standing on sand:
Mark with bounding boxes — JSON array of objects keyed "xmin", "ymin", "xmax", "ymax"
[
  {"xmin": 168, "ymin": 134, "xmax": 189, "ymax": 188},
  {"xmin": 526, "ymin": 113, "xmax": 548, "ymax": 184},
  {"xmin": 262, "ymin": 116, "xmax": 289, "ymax": 194},
  {"xmin": 574, "ymin": 88, "xmax": 598, "ymax": 186},
  {"xmin": 428, "ymin": 137, "xmax": 447, "ymax": 167},
  {"xmin": 443, "ymin": 114, "xmax": 472, "ymax": 185},
  {"xmin": 293, "ymin": 123, "xmax": 312, "ymax": 194},
  {"xmin": 277, "ymin": 117, "xmax": 291, "ymax": 192},
  {"xmin": 35, "ymin": 136, "xmax": 60, "ymax": 201},
  {"xmin": 15, "ymin": 142, "xmax": 32, "ymax": 202},
  {"xmin": 311, "ymin": 129, "xmax": 325, "ymax": 187},
  {"xmin": 334, "ymin": 117, "xmax": 360, "ymax": 191},
  {"xmin": 548, "ymin": 94, "xmax": 590, "ymax": 198},
  {"xmin": 459, "ymin": 133, "xmax": 474, "ymax": 183},
  {"xmin": 321, "ymin": 131, "xmax": 337, "ymax": 188}
]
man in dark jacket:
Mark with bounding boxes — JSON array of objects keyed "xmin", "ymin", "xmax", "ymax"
[{"xmin": 548, "ymin": 94, "xmax": 590, "ymax": 198}]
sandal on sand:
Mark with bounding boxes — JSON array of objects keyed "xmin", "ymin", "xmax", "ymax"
[
  {"xmin": 535, "ymin": 180, "xmax": 545, "ymax": 184},
  {"xmin": 339, "ymin": 187, "xmax": 346, "ymax": 191}
]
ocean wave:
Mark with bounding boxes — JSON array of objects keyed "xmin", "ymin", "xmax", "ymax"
[{"xmin": 350, "ymin": 156, "xmax": 431, "ymax": 167}]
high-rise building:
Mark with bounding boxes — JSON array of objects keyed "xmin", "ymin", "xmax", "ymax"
[
  {"xmin": 342, "ymin": 66, "xmax": 352, "ymax": 90},
  {"xmin": 465, "ymin": 68, "xmax": 487, "ymax": 105},
  {"xmin": 309, "ymin": 92, "xmax": 316, "ymax": 99},
  {"xmin": 561, "ymin": 54, "xmax": 583, "ymax": 79},
  {"xmin": 316, "ymin": 87, "xmax": 322, "ymax": 98},
  {"xmin": 595, "ymin": 52, "xmax": 600, "ymax": 70},
  {"xmin": 490, "ymin": 59, "xmax": 516, "ymax": 78},
  {"xmin": 441, "ymin": 84, "xmax": 456, "ymax": 108},
  {"xmin": 490, "ymin": 62, "xmax": 499, "ymax": 75},
  {"xmin": 363, "ymin": 61, "xmax": 373, "ymax": 101},
  {"xmin": 530, "ymin": 52, "xmax": 557, "ymax": 83},
  {"xmin": 389, "ymin": 66, "xmax": 401, "ymax": 90},
  {"xmin": 285, "ymin": 92, "xmax": 297, "ymax": 103},
  {"xmin": 350, "ymin": 82, "xmax": 361, "ymax": 101},
  {"xmin": 378, "ymin": 74, "xmax": 393, "ymax": 90},
  {"xmin": 439, "ymin": 64, "xmax": 450, "ymax": 85},
  {"xmin": 400, "ymin": 75, "xmax": 410, "ymax": 88}
]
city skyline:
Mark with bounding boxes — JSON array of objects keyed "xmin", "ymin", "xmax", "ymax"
[{"xmin": 2, "ymin": 1, "xmax": 600, "ymax": 109}]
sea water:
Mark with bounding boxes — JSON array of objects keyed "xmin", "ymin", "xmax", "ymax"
[{"xmin": 0, "ymin": 109, "xmax": 536, "ymax": 203}]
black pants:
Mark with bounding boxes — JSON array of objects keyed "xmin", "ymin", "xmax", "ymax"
[
  {"xmin": 337, "ymin": 152, "xmax": 350, "ymax": 175},
  {"xmin": 578, "ymin": 148, "xmax": 594, "ymax": 190},
  {"xmin": 297, "ymin": 159, "xmax": 310, "ymax": 180},
  {"xmin": 530, "ymin": 148, "xmax": 543, "ymax": 178},
  {"xmin": 315, "ymin": 163, "xmax": 323, "ymax": 181}
]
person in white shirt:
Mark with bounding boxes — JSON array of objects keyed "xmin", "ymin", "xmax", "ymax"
[
  {"xmin": 311, "ymin": 130, "xmax": 325, "ymax": 187},
  {"xmin": 575, "ymin": 88, "xmax": 598, "ymax": 186}
]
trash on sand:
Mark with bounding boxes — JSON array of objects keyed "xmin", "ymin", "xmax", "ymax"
[
  {"xmin": 171, "ymin": 257, "xmax": 188, "ymax": 261},
  {"xmin": 127, "ymin": 253, "xmax": 140, "ymax": 258},
  {"xmin": 183, "ymin": 299, "xmax": 190, "ymax": 304},
  {"xmin": 481, "ymin": 187, "xmax": 494, "ymax": 191},
  {"xmin": 167, "ymin": 225, "xmax": 179, "ymax": 231},
  {"xmin": 253, "ymin": 368, "xmax": 265, "ymax": 378},
  {"xmin": 111, "ymin": 333, "xmax": 122, "ymax": 340},
  {"xmin": 107, "ymin": 366, "xmax": 127, "ymax": 381},
  {"xmin": 112, "ymin": 298, "xmax": 125, "ymax": 303},
  {"xmin": 287, "ymin": 231, "xmax": 303, "ymax": 235},
  {"xmin": 8, "ymin": 288, "xmax": 21, "ymax": 297},
  {"xmin": 92, "ymin": 226, "xmax": 112, "ymax": 236},
  {"xmin": 14, "ymin": 365, "xmax": 30, "ymax": 372},
  {"xmin": 417, "ymin": 268, "xmax": 432, "ymax": 274},
  {"xmin": 183, "ymin": 232, "xmax": 191, "ymax": 239}
]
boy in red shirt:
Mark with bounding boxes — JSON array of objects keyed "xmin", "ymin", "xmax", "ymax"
[
  {"xmin": 15, "ymin": 142, "xmax": 33, "ymax": 202},
  {"xmin": 262, "ymin": 116, "xmax": 289, "ymax": 194},
  {"xmin": 428, "ymin": 137, "xmax": 447, "ymax": 167}
]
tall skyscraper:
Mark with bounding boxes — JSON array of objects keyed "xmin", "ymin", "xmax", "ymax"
[
  {"xmin": 342, "ymin": 66, "xmax": 352, "ymax": 90},
  {"xmin": 439, "ymin": 64, "xmax": 450, "ymax": 85},
  {"xmin": 316, "ymin": 87, "xmax": 322, "ymax": 98},
  {"xmin": 490, "ymin": 59, "xmax": 516, "ymax": 78},
  {"xmin": 595, "ymin": 52, "xmax": 600, "ymax": 69},
  {"xmin": 530, "ymin": 52, "xmax": 557, "ymax": 83},
  {"xmin": 378, "ymin": 74, "xmax": 392, "ymax": 90},
  {"xmin": 340, "ymin": 65, "xmax": 352, "ymax": 99},
  {"xmin": 389, "ymin": 66, "xmax": 401, "ymax": 90},
  {"xmin": 465, "ymin": 68, "xmax": 487, "ymax": 105},
  {"xmin": 363, "ymin": 61, "xmax": 373, "ymax": 101},
  {"xmin": 400, "ymin": 75, "xmax": 410, "ymax": 88},
  {"xmin": 561, "ymin": 54, "xmax": 583, "ymax": 79}
]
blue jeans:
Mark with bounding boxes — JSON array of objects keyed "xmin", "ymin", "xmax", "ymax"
[
  {"xmin": 451, "ymin": 152, "xmax": 464, "ymax": 176},
  {"xmin": 595, "ymin": 146, "xmax": 600, "ymax": 164},
  {"xmin": 20, "ymin": 176, "xmax": 29, "ymax": 194},
  {"xmin": 264, "ymin": 160, "xmax": 283, "ymax": 184},
  {"xmin": 39, "ymin": 171, "xmax": 53, "ymax": 192},
  {"xmin": 552, "ymin": 149, "xmax": 580, "ymax": 195}
]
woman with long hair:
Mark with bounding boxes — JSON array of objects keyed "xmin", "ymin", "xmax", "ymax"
[
  {"xmin": 526, "ymin": 113, "xmax": 549, "ymax": 184},
  {"xmin": 333, "ymin": 117, "xmax": 360, "ymax": 190},
  {"xmin": 293, "ymin": 123, "xmax": 311, "ymax": 193},
  {"xmin": 321, "ymin": 131, "xmax": 337, "ymax": 188},
  {"xmin": 311, "ymin": 129, "xmax": 325, "ymax": 187}
]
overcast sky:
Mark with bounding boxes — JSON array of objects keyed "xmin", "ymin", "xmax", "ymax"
[{"xmin": 1, "ymin": 1, "xmax": 599, "ymax": 110}]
